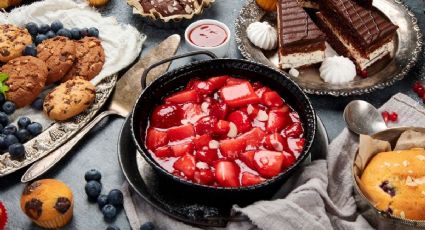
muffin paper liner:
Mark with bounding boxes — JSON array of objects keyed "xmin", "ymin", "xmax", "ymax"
[{"xmin": 33, "ymin": 203, "xmax": 73, "ymax": 229}]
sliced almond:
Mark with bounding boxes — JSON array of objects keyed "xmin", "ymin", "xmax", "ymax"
[
  {"xmin": 402, "ymin": 160, "xmax": 409, "ymax": 167},
  {"xmin": 227, "ymin": 122, "xmax": 238, "ymax": 138},
  {"xmin": 247, "ymin": 104, "xmax": 254, "ymax": 114},
  {"xmin": 416, "ymin": 155, "xmax": 425, "ymax": 161},
  {"xmin": 256, "ymin": 110, "xmax": 268, "ymax": 121},
  {"xmin": 406, "ymin": 176, "xmax": 417, "ymax": 187},
  {"xmin": 209, "ymin": 140, "xmax": 219, "ymax": 149}
]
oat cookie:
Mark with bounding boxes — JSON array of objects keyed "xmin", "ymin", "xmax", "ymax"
[
  {"xmin": 37, "ymin": 36, "xmax": 76, "ymax": 85},
  {"xmin": 0, "ymin": 24, "xmax": 32, "ymax": 62},
  {"xmin": 2, "ymin": 56, "xmax": 48, "ymax": 108},
  {"xmin": 61, "ymin": 37, "xmax": 105, "ymax": 82},
  {"xmin": 43, "ymin": 78, "xmax": 96, "ymax": 121}
]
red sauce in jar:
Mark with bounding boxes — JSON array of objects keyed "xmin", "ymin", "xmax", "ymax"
[{"xmin": 189, "ymin": 24, "xmax": 227, "ymax": 47}]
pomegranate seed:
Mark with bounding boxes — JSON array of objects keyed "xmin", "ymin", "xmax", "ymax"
[
  {"xmin": 358, "ymin": 69, "xmax": 368, "ymax": 78},
  {"xmin": 381, "ymin": 111, "xmax": 389, "ymax": 123},
  {"xmin": 413, "ymin": 81, "xmax": 423, "ymax": 92},
  {"xmin": 389, "ymin": 112, "xmax": 398, "ymax": 122}
]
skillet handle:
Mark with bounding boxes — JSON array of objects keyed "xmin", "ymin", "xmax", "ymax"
[{"xmin": 140, "ymin": 50, "xmax": 217, "ymax": 89}]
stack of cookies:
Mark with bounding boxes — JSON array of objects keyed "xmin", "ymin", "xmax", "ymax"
[{"xmin": 0, "ymin": 22, "xmax": 105, "ymax": 121}]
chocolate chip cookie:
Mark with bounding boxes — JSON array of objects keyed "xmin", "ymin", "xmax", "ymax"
[
  {"xmin": 2, "ymin": 56, "xmax": 48, "ymax": 108},
  {"xmin": 37, "ymin": 36, "xmax": 76, "ymax": 85},
  {"xmin": 0, "ymin": 24, "xmax": 32, "ymax": 62},
  {"xmin": 61, "ymin": 37, "xmax": 105, "ymax": 82},
  {"xmin": 43, "ymin": 78, "xmax": 96, "ymax": 121}
]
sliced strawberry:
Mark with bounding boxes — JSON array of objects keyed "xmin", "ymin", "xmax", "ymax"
[
  {"xmin": 195, "ymin": 149, "xmax": 218, "ymax": 164},
  {"xmin": 173, "ymin": 154, "xmax": 196, "ymax": 179},
  {"xmin": 240, "ymin": 151, "xmax": 256, "ymax": 169},
  {"xmin": 171, "ymin": 143, "xmax": 194, "ymax": 157},
  {"xmin": 194, "ymin": 116, "xmax": 218, "ymax": 135},
  {"xmin": 237, "ymin": 127, "xmax": 266, "ymax": 149},
  {"xmin": 207, "ymin": 75, "xmax": 229, "ymax": 90},
  {"xmin": 193, "ymin": 81, "xmax": 214, "ymax": 95},
  {"xmin": 281, "ymin": 150, "xmax": 296, "ymax": 169},
  {"xmin": 289, "ymin": 111, "xmax": 300, "ymax": 123},
  {"xmin": 214, "ymin": 120, "xmax": 231, "ymax": 135},
  {"xmin": 154, "ymin": 146, "xmax": 172, "ymax": 158},
  {"xmin": 181, "ymin": 103, "xmax": 204, "ymax": 124},
  {"xmin": 207, "ymin": 98, "xmax": 228, "ymax": 119},
  {"xmin": 219, "ymin": 138, "xmax": 246, "ymax": 159},
  {"xmin": 262, "ymin": 91, "xmax": 283, "ymax": 108},
  {"xmin": 255, "ymin": 86, "xmax": 271, "ymax": 98},
  {"xmin": 186, "ymin": 79, "xmax": 201, "ymax": 89},
  {"xmin": 266, "ymin": 108, "xmax": 291, "ymax": 133},
  {"xmin": 252, "ymin": 81, "xmax": 264, "ymax": 90},
  {"xmin": 215, "ymin": 160, "xmax": 240, "ymax": 187},
  {"xmin": 263, "ymin": 133, "xmax": 285, "ymax": 151},
  {"xmin": 241, "ymin": 172, "xmax": 265, "ymax": 186},
  {"xmin": 227, "ymin": 110, "xmax": 252, "ymax": 133},
  {"xmin": 253, "ymin": 150, "xmax": 284, "ymax": 178},
  {"xmin": 193, "ymin": 134, "xmax": 211, "ymax": 150},
  {"xmin": 219, "ymin": 82, "xmax": 260, "ymax": 107},
  {"xmin": 167, "ymin": 124, "xmax": 195, "ymax": 142},
  {"xmin": 165, "ymin": 89, "xmax": 200, "ymax": 104},
  {"xmin": 225, "ymin": 77, "xmax": 248, "ymax": 86},
  {"xmin": 284, "ymin": 138, "xmax": 305, "ymax": 158},
  {"xmin": 194, "ymin": 169, "xmax": 215, "ymax": 185},
  {"xmin": 150, "ymin": 104, "xmax": 183, "ymax": 128},
  {"xmin": 283, "ymin": 122, "xmax": 303, "ymax": 138},
  {"xmin": 146, "ymin": 128, "xmax": 168, "ymax": 150}
]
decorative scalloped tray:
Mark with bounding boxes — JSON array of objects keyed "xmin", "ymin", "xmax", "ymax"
[
  {"xmin": 0, "ymin": 75, "xmax": 117, "ymax": 176},
  {"xmin": 235, "ymin": 0, "xmax": 422, "ymax": 96}
]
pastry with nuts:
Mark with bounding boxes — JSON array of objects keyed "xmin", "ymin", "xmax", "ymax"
[
  {"xmin": 43, "ymin": 77, "xmax": 96, "ymax": 121},
  {"xmin": 1, "ymin": 56, "xmax": 48, "ymax": 108},
  {"xmin": 20, "ymin": 179, "xmax": 74, "ymax": 229},
  {"xmin": 0, "ymin": 24, "xmax": 32, "ymax": 63},
  {"xmin": 37, "ymin": 36, "xmax": 76, "ymax": 85},
  {"xmin": 61, "ymin": 37, "xmax": 105, "ymax": 82}
]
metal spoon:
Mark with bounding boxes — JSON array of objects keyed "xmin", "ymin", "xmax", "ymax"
[{"xmin": 343, "ymin": 100, "xmax": 387, "ymax": 135}]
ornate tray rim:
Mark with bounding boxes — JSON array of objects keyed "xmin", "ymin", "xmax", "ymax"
[
  {"xmin": 0, "ymin": 74, "xmax": 118, "ymax": 177},
  {"xmin": 235, "ymin": 0, "xmax": 423, "ymax": 96}
]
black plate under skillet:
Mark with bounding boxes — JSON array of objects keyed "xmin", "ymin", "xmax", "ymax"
[{"xmin": 118, "ymin": 116, "xmax": 329, "ymax": 227}]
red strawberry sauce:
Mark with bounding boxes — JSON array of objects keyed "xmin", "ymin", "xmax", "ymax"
[{"xmin": 143, "ymin": 76, "xmax": 305, "ymax": 187}]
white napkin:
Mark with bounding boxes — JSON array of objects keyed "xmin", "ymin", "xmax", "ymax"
[{"xmin": 122, "ymin": 93, "xmax": 425, "ymax": 230}]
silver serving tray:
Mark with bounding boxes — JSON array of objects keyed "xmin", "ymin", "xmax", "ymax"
[
  {"xmin": 235, "ymin": 0, "xmax": 422, "ymax": 96},
  {"xmin": 0, "ymin": 75, "xmax": 117, "ymax": 177}
]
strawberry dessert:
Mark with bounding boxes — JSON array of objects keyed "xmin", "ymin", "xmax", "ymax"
[{"xmin": 144, "ymin": 76, "xmax": 305, "ymax": 188}]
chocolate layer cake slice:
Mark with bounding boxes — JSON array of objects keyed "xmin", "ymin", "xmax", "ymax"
[
  {"xmin": 277, "ymin": 0, "xmax": 326, "ymax": 69},
  {"xmin": 316, "ymin": 0, "xmax": 398, "ymax": 71}
]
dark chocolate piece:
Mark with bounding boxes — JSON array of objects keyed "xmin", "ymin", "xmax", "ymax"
[
  {"xmin": 54, "ymin": 197, "xmax": 71, "ymax": 214},
  {"xmin": 139, "ymin": 0, "xmax": 196, "ymax": 18},
  {"xmin": 25, "ymin": 198, "xmax": 43, "ymax": 220}
]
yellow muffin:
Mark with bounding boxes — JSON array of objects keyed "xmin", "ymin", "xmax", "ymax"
[
  {"xmin": 20, "ymin": 179, "xmax": 74, "ymax": 229},
  {"xmin": 87, "ymin": 0, "xmax": 110, "ymax": 7},
  {"xmin": 361, "ymin": 148, "xmax": 425, "ymax": 220}
]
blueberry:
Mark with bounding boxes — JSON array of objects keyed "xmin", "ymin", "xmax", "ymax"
[
  {"xmin": 88, "ymin": 27, "xmax": 99, "ymax": 37},
  {"xmin": 25, "ymin": 22, "xmax": 39, "ymax": 36},
  {"xmin": 85, "ymin": 169, "xmax": 101, "ymax": 181},
  {"xmin": 38, "ymin": 24, "xmax": 50, "ymax": 34},
  {"xmin": 5, "ymin": 134, "xmax": 18, "ymax": 146},
  {"xmin": 97, "ymin": 194, "xmax": 108, "ymax": 209},
  {"xmin": 3, "ymin": 124, "xmax": 17, "ymax": 135},
  {"xmin": 0, "ymin": 94, "xmax": 4, "ymax": 105},
  {"xmin": 18, "ymin": 117, "xmax": 31, "ymax": 129},
  {"xmin": 85, "ymin": 180, "xmax": 102, "ymax": 200},
  {"xmin": 8, "ymin": 143, "xmax": 25, "ymax": 159},
  {"xmin": 27, "ymin": 122, "xmax": 42, "ymax": 136},
  {"xmin": 106, "ymin": 226, "xmax": 120, "ymax": 230},
  {"xmin": 22, "ymin": 44, "xmax": 37, "ymax": 57},
  {"xmin": 46, "ymin": 30, "xmax": 56, "ymax": 38},
  {"xmin": 56, "ymin": 28, "xmax": 72, "ymax": 38},
  {"xmin": 35, "ymin": 34, "xmax": 48, "ymax": 45},
  {"xmin": 102, "ymin": 204, "xmax": 117, "ymax": 220},
  {"xmin": 16, "ymin": 129, "xmax": 31, "ymax": 143},
  {"xmin": 51, "ymin": 20, "xmax": 63, "ymax": 32},
  {"xmin": 70, "ymin": 28, "xmax": 81, "ymax": 40},
  {"xmin": 107, "ymin": 189, "xmax": 123, "ymax": 207},
  {"xmin": 80, "ymin": 28, "xmax": 89, "ymax": 37},
  {"xmin": 0, "ymin": 134, "xmax": 7, "ymax": 150},
  {"xmin": 0, "ymin": 112, "xmax": 9, "ymax": 126},
  {"xmin": 2, "ymin": 101, "xmax": 15, "ymax": 115},
  {"xmin": 31, "ymin": 97, "xmax": 44, "ymax": 111},
  {"xmin": 139, "ymin": 222, "xmax": 155, "ymax": 230}
]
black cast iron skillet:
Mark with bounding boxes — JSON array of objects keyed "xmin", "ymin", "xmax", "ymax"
[{"xmin": 130, "ymin": 51, "xmax": 316, "ymax": 205}]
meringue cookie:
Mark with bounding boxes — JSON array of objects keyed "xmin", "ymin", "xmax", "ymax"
[
  {"xmin": 319, "ymin": 56, "xmax": 356, "ymax": 84},
  {"xmin": 246, "ymin": 21, "xmax": 277, "ymax": 50}
]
